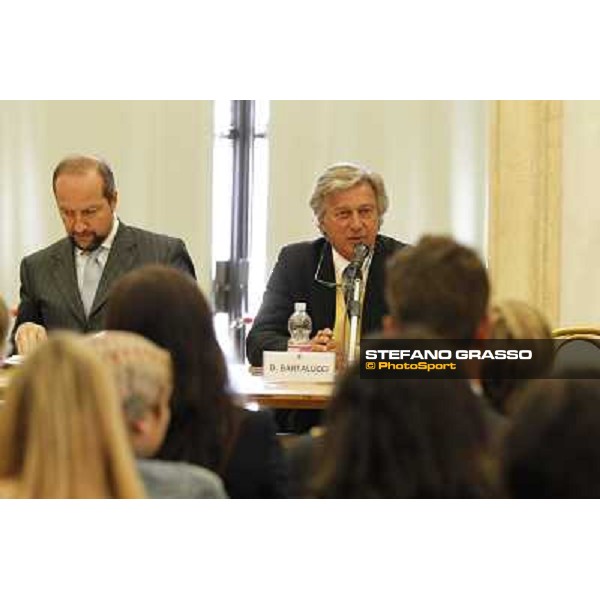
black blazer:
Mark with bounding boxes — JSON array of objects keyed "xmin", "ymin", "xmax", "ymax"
[
  {"xmin": 11, "ymin": 222, "xmax": 196, "ymax": 343},
  {"xmin": 246, "ymin": 234, "xmax": 407, "ymax": 366}
]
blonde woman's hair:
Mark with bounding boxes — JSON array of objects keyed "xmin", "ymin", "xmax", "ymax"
[
  {"xmin": 0, "ymin": 295, "xmax": 8, "ymax": 355},
  {"xmin": 85, "ymin": 331, "xmax": 173, "ymax": 424},
  {"xmin": 490, "ymin": 299, "xmax": 552, "ymax": 340},
  {"xmin": 309, "ymin": 162, "xmax": 389, "ymax": 229},
  {"xmin": 482, "ymin": 299, "xmax": 554, "ymax": 416},
  {"xmin": 0, "ymin": 333, "xmax": 145, "ymax": 498}
]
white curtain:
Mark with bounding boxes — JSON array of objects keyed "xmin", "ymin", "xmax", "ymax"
[
  {"xmin": 0, "ymin": 101, "xmax": 214, "ymax": 315},
  {"xmin": 0, "ymin": 100, "xmax": 490, "ymax": 330},
  {"xmin": 266, "ymin": 100, "xmax": 488, "ymax": 275}
]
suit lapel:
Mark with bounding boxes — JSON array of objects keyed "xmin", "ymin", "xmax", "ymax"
[
  {"xmin": 90, "ymin": 223, "xmax": 137, "ymax": 317},
  {"xmin": 311, "ymin": 241, "xmax": 336, "ymax": 330},
  {"xmin": 362, "ymin": 236, "xmax": 387, "ymax": 334},
  {"xmin": 51, "ymin": 239, "xmax": 87, "ymax": 327}
]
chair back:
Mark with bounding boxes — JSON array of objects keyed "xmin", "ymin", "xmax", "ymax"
[{"xmin": 552, "ymin": 326, "xmax": 600, "ymax": 372}]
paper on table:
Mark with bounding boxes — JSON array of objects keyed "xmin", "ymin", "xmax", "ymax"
[{"xmin": 3, "ymin": 355, "xmax": 24, "ymax": 367}]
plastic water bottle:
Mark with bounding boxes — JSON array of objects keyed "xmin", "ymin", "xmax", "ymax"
[{"xmin": 287, "ymin": 302, "xmax": 312, "ymax": 352}]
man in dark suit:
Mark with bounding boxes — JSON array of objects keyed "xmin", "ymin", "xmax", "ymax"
[
  {"xmin": 246, "ymin": 163, "xmax": 406, "ymax": 432},
  {"xmin": 12, "ymin": 155, "xmax": 196, "ymax": 355},
  {"xmin": 247, "ymin": 162, "xmax": 407, "ymax": 367}
]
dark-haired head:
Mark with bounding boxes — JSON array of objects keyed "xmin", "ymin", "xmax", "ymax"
[
  {"xmin": 385, "ymin": 235, "xmax": 489, "ymax": 342},
  {"xmin": 503, "ymin": 370, "xmax": 600, "ymax": 498},
  {"xmin": 105, "ymin": 264, "xmax": 235, "ymax": 470},
  {"xmin": 310, "ymin": 363, "xmax": 496, "ymax": 498}
]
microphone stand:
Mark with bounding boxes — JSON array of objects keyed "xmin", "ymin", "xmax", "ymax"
[
  {"xmin": 345, "ymin": 275, "xmax": 362, "ymax": 365},
  {"xmin": 342, "ymin": 242, "xmax": 370, "ymax": 365}
]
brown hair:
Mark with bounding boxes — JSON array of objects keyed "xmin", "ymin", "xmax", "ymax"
[
  {"xmin": 52, "ymin": 154, "xmax": 117, "ymax": 202},
  {"xmin": 0, "ymin": 334, "xmax": 144, "ymax": 498},
  {"xmin": 503, "ymin": 373, "xmax": 600, "ymax": 498},
  {"xmin": 105, "ymin": 265, "xmax": 239, "ymax": 473},
  {"xmin": 385, "ymin": 235, "xmax": 490, "ymax": 340},
  {"xmin": 310, "ymin": 361, "xmax": 495, "ymax": 498}
]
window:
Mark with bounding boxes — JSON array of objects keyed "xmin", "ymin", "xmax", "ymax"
[{"xmin": 211, "ymin": 100, "xmax": 269, "ymax": 362}]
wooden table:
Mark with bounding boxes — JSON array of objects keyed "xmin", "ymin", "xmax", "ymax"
[
  {"xmin": 227, "ymin": 363, "xmax": 332, "ymax": 410},
  {"xmin": 0, "ymin": 363, "xmax": 334, "ymax": 410}
]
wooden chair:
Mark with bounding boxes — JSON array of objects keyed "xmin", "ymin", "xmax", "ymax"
[{"xmin": 552, "ymin": 326, "xmax": 600, "ymax": 338}]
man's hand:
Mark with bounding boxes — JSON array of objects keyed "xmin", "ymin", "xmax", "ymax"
[
  {"xmin": 15, "ymin": 322, "xmax": 47, "ymax": 355},
  {"xmin": 310, "ymin": 328, "xmax": 337, "ymax": 353}
]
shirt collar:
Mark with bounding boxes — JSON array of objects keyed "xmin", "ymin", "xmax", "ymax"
[{"xmin": 331, "ymin": 243, "xmax": 373, "ymax": 284}]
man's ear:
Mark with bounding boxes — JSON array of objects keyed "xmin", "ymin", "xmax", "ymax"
[
  {"xmin": 315, "ymin": 215, "xmax": 326, "ymax": 237},
  {"xmin": 155, "ymin": 387, "xmax": 172, "ymax": 421},
  {"xmin": 474, "ymin": 311, "xmax": 491, "ymax": 341},
  {"xmin": 109, "ymin": 191, "xmax": 119, "ymax": 212}
]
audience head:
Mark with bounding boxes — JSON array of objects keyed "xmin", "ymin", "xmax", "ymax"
[
  {"xmin": 86, "ymin": 331, "xmax": 173, "ymax": 458},
  {"xmin": 309, "ymin": 162, "xmax": 388, "ymax": 260},
  {"xmin": 105, "ymin": 265, "xmax": 236, "ymax": 470},
  {"xmin": 503, "ymin": 371, "xmax": 600, "ymax": 498},
  {"xmin": 311, "ymin": 361, "xmax": 494, "ymax": 498},
  {"xmin": 482, "ymin": 299, "xmax": 554, "ymax": 415},
  {"xmin": 0, "ymin": 294, "xmax": 8, "ymax": 358},
  {"xmin": 385, "ymin": 234, "xmax": 490, "ymax": 342},
  {"xmin": 0, "ymin": 333, "xmax": 144, "ymax": 498}
]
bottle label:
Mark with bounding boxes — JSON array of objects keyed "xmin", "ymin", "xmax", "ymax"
[{"xmin": 287, "ymin": 341, "xmax": 312, "ymax": 352}]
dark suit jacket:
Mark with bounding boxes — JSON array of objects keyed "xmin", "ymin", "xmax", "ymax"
[
  {"xmin": 11, "ymin": 222, "xmax": 196, "ymax": 343},
  {"xmin": 246, "ymin": 234, "xmax": 407, "ymax": 366}
]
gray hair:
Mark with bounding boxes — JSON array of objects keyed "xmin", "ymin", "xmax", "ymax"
[
  {"xmin": 85, "ymin": 331, "xmax": 172, "ymax": 424},
  {"xmin": 309, "ymin": 162, "xmax": 389, "ymax": 228}
]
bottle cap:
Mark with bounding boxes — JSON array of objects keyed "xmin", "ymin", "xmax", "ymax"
[{"xmin": 294, "ymin": 302, "xmax": 306, "ymax": 312}]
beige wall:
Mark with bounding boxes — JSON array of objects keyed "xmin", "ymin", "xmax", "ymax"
[
  {"xmin": 487, "ymin": 101, "xmax": 562, "ymax": 326},
  {"xmin": 0, "ymin": 101, "xmax": 213, "ymax": 311},
  {"xmin": 561, "ymin": 101, "xmax": 600, "ymax": 326}
]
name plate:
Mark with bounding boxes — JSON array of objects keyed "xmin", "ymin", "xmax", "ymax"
[{"xmin": 263, "ymin": 351, "xmax": 336, "ymax": 382}]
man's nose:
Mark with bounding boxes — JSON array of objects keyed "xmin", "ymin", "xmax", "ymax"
[
  {"xmin": 72, "ymin": 215, "xmax": 87, "ymax": 233},
  {"xmin": 349, "ymin": 211, "xmax": 363, "ymax": 229}
]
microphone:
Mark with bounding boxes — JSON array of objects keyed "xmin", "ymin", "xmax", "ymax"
[
  {"xmin": 342, "ymin": 243, "xmax": 370, "ymax": 285},
  {"xmin": 342, "ymin": 243, "xmax": 370, "ymax": 311}
]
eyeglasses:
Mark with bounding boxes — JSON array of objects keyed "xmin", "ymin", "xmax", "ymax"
[
  {"xmin": 313, "ymin": 243, "xmax": 339, "ymax": 289},
  {"xmin": 313, "ymin": 242, "xmax": 373, "ymax": 289}
]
